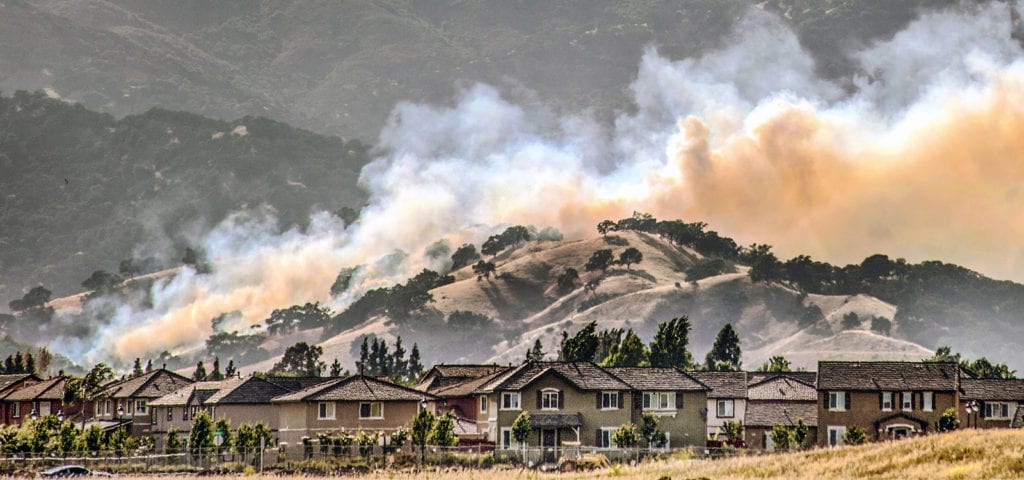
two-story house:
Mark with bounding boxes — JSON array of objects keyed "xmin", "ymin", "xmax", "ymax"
[
  {"xmin": 0, "ymin": 373, "xmax": 42, "ymax": 424},
  {"xmin": 689, "ymin": 371, "xmax": 748, "ymax": 442},
  {"xmin": 959, "ymin": 378, "xmax": 1024, "ymax": 429},
  {"xmin": 604, "ymin": 367, "xmax": 709, "ymax": 448},
  {"xmin": 418, "ymin": 365, "xmax": 512, "ymax": 443},
  {"xmin": 271, "ymin": 375, "xmax": 437, "ymax": 446},
  {"xmin": 817, "ymin": 361, "xmax": 960, "ymax": 446},
  {"xmin": 475, "ymin": 361, "xmax": 633, "ymax": 458},
  {"xmin": 744, "ymin": 374, "xmax": 818, "ymax": 450},
  {"xmin": 93, "ymin": 369, "xmax": 193, "ymax": 436}
]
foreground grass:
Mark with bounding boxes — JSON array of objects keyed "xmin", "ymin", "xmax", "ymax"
[{"xmin": 109, "ymin": 429, "xmax": 1024, "ymax": 480}]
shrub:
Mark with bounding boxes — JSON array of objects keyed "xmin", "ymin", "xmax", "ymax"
[
  {"xmin": 936, "ymin": 407, "xmax": 960, "ymax": 432},
  {"xmin": 843, "ymin": 425, "xmax": 867, "ymax": 445}
]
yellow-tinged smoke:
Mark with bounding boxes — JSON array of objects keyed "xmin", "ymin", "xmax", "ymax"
[{"xmin": 69, "ymin": 3, "xmax": 1024, "ymax": 365}]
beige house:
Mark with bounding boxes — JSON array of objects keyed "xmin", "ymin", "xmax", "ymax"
[
  {"xmin": 689, "ymin": 371, "xmax": 748, "ymax": 441},
  {"xmin": 475, "ymin": 361, "xmax": 634, "ymax": 459},
  {"xmin": 272, "ymin": 375, "xmax": 437, "ymax": 446},
  {"xmin": 418, "ymin": 365, "xmax": 513, "ymax": 443},
  {"xmin": 93, "ymin": 369, "xmax": 193, "ymax": 437}
]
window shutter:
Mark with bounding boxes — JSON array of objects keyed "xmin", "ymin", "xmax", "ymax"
[
  {"xmin": 596, "ymin": 392, "xmax": 602, "ymax": 409},
  {"xmin": 979, "ymin": 401, "xmax": 986, "ymax": 418},
  {"xmin": 620, "ymin": 391, "xmax": 626, "ymax": 409},
  {"xmin": 879, "ymin": 392, "xmax": 883, "ymax": 410},
  {"xmin": 844, "ymin": 392, "xmax": 850, "ymax": 411},
  {"xmin": 558, "ymin": 391, "xmax": 564, "ymax": 409},
  {"xmin": 633, "ymin": 392, "xmax": 642, "ymax": 412},
  {"xmin": 823, "ymin": 393, "xmax": 829, "ymax": 410},
  {"xmin": 676, "ymin": 391, "xmax": 684, "ymax": 409},
  {"xmin": 596, "ymin": 429, "xmax": 602, "ymax": 448},
  {"xmin": 537, "ymin": 390, "xmax": 542, "ymax": 409}
]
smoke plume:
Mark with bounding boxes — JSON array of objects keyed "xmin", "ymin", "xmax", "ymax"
[{"xmin": 48, "ymin": 3, "xmax": 1024, "ymax": 366}]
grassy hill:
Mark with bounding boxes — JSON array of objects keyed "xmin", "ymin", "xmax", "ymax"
[{"xmin": 0, "ymin": 91, "xmax": 369, "ymax": 301}]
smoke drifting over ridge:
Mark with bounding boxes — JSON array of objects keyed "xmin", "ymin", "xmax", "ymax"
[{"xmin": 51, "ymin": 3, "xmax": 1024, "ymax": 365}]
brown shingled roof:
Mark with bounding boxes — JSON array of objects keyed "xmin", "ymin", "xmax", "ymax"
[
  {"xmin": 688, "ymin": 372, "xmax": 748, "ymax": 398},
  {"xmin": 272, "ymin": 375, "xmax": 436, "ymax": 403},
  {"xmin": 961, "ymin": 378, "xmax": 1024, "ymax": 401},
  {"xmin": 747, "ymin": 376, "xmax": 817, "ymax": 401},
  {"xmin": 150, "ymin": 379, "xmax": 243, "ymax": 407},
  {"xmin": 0, "ymin": 374, "xmax": 39, "ymax": 393},
  {"xmin": 604, "ymin": 367, "xmax": 708, "ymax": 391},
  {"xmin": 478, "ymin": 362, "xmax": 630, "ymax": 392},
  {"xmin": 100, "ymin": 369, "xmax": 193, "ymax": 399},
  {"xmin": 431, "ymin": 367, "xmax": 514, "ymax": 398},
  {"xmin": 745, "ymin": 401, "xmax": 817, "ymax": 427},
  {"xmin": 3, "ymin": 376, "xmax": 66, "ymax": 401},
  {"xmin": 817, "ymin": 361, "xmax": 958, "ymax": 391}
]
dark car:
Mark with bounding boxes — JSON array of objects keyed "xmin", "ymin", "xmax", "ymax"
[{"xmin": 38, "ymin": 465, "xmax": 110, "ymax": 478}]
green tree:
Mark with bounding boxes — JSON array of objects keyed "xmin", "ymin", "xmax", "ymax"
[
  {"xmin": 648, "ymin": 317, "xmax": 694, "ymax": 369},
  {"xmin": 617, "ymin": 247, "xmax": 643, "ymax": 269},
  {"xmin": 210, "ymin": 357, "xmax": 224, "ymax": 381},
  {"xmin": 407, "ymin": 344, "xmax": 424, "ymax": 382},
  {"xmin": 791, "ymin": 418, "xmax": 809, "ymax": 449},
  {"xmin": 264, "ymin": 302, "xmax": 333, "ymax": 335},
  {"xmin": 109, "ymin": 426, "xmax": 130, "ymax": 456},
  {"xmin": 356, "ymin": 430, "xmax": 379, "ymax": 457},
  {"xmin": 596, "ymin": 220, "xmax": 617, "ymax": 236},
  {"xmin": 511, "ymin": 411, "xmax": 531, "ymax": 459},
  {"xmin": 182, "ymin": 246, "xmax": 211, "ymax": 273},
  {"xmin": 721, "ymin": 420, "xmax": 744, "ymax": 447},
  {"xmin": 556, "ymin": 268, "xmax": 580, "ymax": 295},
  {"xmin": 270, "ymin": 342, "xmax": 324, "ymax": 377},
  {"xmin": 685, "ymin": 258, "xmax": 727, "ymax": 282},
  {"xmin": 233, "ymin": 423, "xmax": 255, "ymax": 460},
  {"xmin": 741, "ymin": 244, "xmax": 783, "ymax": 283},
  {"xmin": 224, "ymin": 360, "xmax": 236, "ymax": 378},
  {"xmin": 56, "ymin": 420, "xmax": 77, "ymax": 455},
  {"xmin": 132, "ymin": 358, "xmax": 144, "ymax": 377},
  {"xmin": 430, "ymin": 412, "xmax": 458, "ymax": 447},
  {"xmin": 756, "ymin": 356, "xmax": 792, "ymax": 372},
  {"xmin": 192, "ymin": 361, "xmax": 208, "ymax": 381},
  {"xmin": 964, "ymin": 357, "xmax": 1016, "ymax": 379},
  {"xmin": 705, "ymin": 323, "xmax": 742, "ymax": 371},
  {"xmin": 841, "ymin": 312, "xmax": 861, "ymax": 330},
  {"xmin": 870, "ymin": 316, "xmax": 892, "ymax": 336},
  {"xmin": 81, "ymin": 270, "xmax": 123, "ymax": 293},
  {"xmin": 499, "ymin": 225, "xmax": 532, "ymax": 248},
  {"xmin": 214, "ymin": 418, "xmax": 232, "ymax": 454},
  {"xmin": 82, "ymin": 424, "xmax": 106, "ymax": 453},
  {"xmin": 411, "ymin": 407, "xmax": 435, "ymax": 464},
  {"xmin": 8, "ymin": 286, "xmax": 52, "ymax": 311},
  {"xmin": 639, "ymin": 413, "xmax": 666, "ymax": 448},
  {"xmin": 481, "ymin": 235, "xmax": 505, "ymax": 258},
  {"xmin": 118, "ymin": 258, "xmax": 142, "ymax": 279},
  {"xmin": 189, "ymin": 410, "xmax": 215, "ymax": 457},
  {"xmin": 558, "ymin": 321, "xmax": 599, "ymax": 362},
  {"xmin": 601, "ymin": 330, "xmax": 648, "ymax": 367},
  {"xmin": 612, "ymin": 423, "xmax": 639, "ymax": 448},
  {"xmin": 525, "ymin": 339, "xmax": 545, "ymax": 362},
  {"xmin": 329, "ymin": 358, "xmax": 343, "ymax": 377},
  {"xmin": 584, "ymin": 249, "xmax": 615, "ymax": 273},
  {"xmin": 935, "ymin": 407, "xmax": 960, "ymax": 432},
  {"xmin": 842, "ymin": 425, "xmax": 866, "ymax": 445},
  {"xmin": 472, "ymin": 260, "xmax": 497, "ymax": 280},
  {"xmin": 450, "ymin": 244, "xmax": 481, "ymax": 271},
  {"xmin": 770, "ymin": 425, "xmax": 791, "ymax": 451}
]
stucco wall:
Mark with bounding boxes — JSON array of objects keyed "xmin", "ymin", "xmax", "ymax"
[
  {"xmin": 705, "ymin": 397, "xmax": 746, "ymax": 437},
  {"xmin": 817, "ymin": 390, "xmax": 957, "ymax": 445},
  {"xmin": 276, "ymin": 400, "xmax": 419, "ymax": 446}
]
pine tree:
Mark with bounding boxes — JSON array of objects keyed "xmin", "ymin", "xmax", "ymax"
[
  {"xmin": 705, "ymin": 323, "xmax": 742, "ymax": 371},
  {"xmin": 210, "ymin": 357, "xmax": 224, "ymax": 380},
  {"xmin": 145, "ymin": 359, "xmax": 153, "ymax": 372},
  {"xmin": 357, "ymin": 337, "xmax": 370, "ymax": 375},
  {"xmin": 3, "ymin": 355, "xmax": 13, "ymax": 373},
  {"xmin": 14, "ymin": 352, "xmax": 25, "ymax": 374},
  {"xmin": 330, "ymin": 358, "xmax": 343, "ymax": 377},
  {"xmin": 392, "ymin": 337, "xmax": 408, "ymax": 380},
  {"xmin": 648, "ymin": 316, "xmax": 694, "ymax": 369},
  {"xmin": 601, "ymin": 330, "xmax": 648, "ymax": 367},
  {"xmin": 407, "ymin": 344, "xmax": 424, "ymax": 382},
  {"xmin": 24, "ymin": 352, "xmax": 35, "ymax": 374},
  {"xmin": 224, "ymin": 360, "xmax": 236, "ymax": 378},
  {"xmin": 526, "ymin": 339, "xmax": 545, "ymax": 362},
  {"xmin": 193, "ymin": 361, "xmax": 208, "ymax": 381},
  {"xmin": 368, "ymin": 338, "xmax": 381, "ymax": 376},
  {"xmin": 132, "ymin": 358, "xmax": 144, "ymax": 376}
]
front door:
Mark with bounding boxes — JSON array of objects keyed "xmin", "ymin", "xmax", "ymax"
[{"xmin": 542, "ymin": 429, "xmax": 557, "ymax": 463}]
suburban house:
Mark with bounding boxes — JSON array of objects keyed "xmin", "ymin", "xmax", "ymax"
[
  {"xmin": 743, "ymin": 374, "xmax": 818, "ymax": 450},
  {"xmin": 92, "ymin": 369, "xmax": 193, "ymax": 436},
  {"xmin": 958, "ymin": 378, "xmax": 1024, "ymax": 429},
  {"xmin": 604, "ymin": 367, "xmax": 709, "ymax": 448},
  {"xmin": 150, "ymin": 379, "xmax": 244, "ymax": 443},
  {"xmin": 271, "ymin": 374, "xmax": 437, "ymax": 446},
  {"xmin": 417, "ymin": 365, "xmax": 513, "ymax": 443},
  {"xmin": 0, "ymin": 376, "xmax": 84, "ymax": 426},
  {"xmin": 0, "ymin": 373, "xmax": 42, "ymax": 423},
  {"xmin": 474, "ymin": 361, "xmax": 634, "ymax": 459},
  {"xmin": 689, "ymin": 371, "xmax": 748, "ymax": 442},
  {"xmin": 816, "ymin": 361, "xmax": 960, "ymax": 446}
]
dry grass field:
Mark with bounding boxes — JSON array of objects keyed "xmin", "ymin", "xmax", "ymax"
[{"xmin": 104, "ymin": 428, "xmax": 1024, "ymax": 480}]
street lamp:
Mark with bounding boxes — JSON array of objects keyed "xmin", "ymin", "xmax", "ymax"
[
  {"xmin": 965, "ymin": 400, "xmax": 979, "ymax": 428},
  {"xmin": 117, "ymin": 404, "xmax": 125, "ymax": 425},
  {"xmin": 419, "ymin": 397, "xmax": 428, "ymax": 467},
  {"xmin": 29, "ymin": 408, "xmax": 38, "ymax": 421},
  {"xmin": 57, "ymin": 410, "xmax": 64, "ymax": 422}
]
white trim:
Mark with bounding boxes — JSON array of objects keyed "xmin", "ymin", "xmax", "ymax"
[
  {"xmin": 902, "ymin": 391, "xmax": 913, "ymax": 411},
  {"xmin": 882, "ymin": 391, "xmax": 893, "ymax": 411},
  {"xmin": 716, "ymin": 399, "xmax": 735, "ymax": 418},
  {"xmin": 827, "ymin": 426, "xmax": 846, "ymax": 447},
  {"xmin": 643, "ymin": 391, "xmax": 676, "ymax": 411},
  {"xmin": 541, "ymin": 388, "xmax": 560, "ymax": 411},
  {"xmin": 358, "ymin": 401, "xmax": 383, "ymax": 420},
  {"xmin": 828, "ymin": 391, "xmax": 846, "ymax": 411},
  {"xmin": 922, "ymin": 391, "xmax": 933, "ymax": 412},
  {"xmin": 598, "ymin": 427, "xmax": 617, "ymax": 449},
  {"xmin": 499, "ymin": 427, "xmax": 513, "ymax": 449},
  {"xmin": 600, "ymin": 391, "xmax": 619, "ymax": 410},
  {"xmin": 500, "ymin": 392, "xmax": 521, "ymax": 411},
  {"xmin": 480, "ymin": 395, "xmax": 488, "ymax": 414},
  {"xmin": 317, "ymin": 401, "xmax": 336, "ymax": 420}
]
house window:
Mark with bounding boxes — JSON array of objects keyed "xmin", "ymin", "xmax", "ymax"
[
  {"xmin": 501, "ymin": 392, "xmax": 521, "ymax": 410},
  {"xmin": 182, "ymin": 406, "xmax": 189, "ymax": 421},
  {"xmin": 135, "ymin": 400, "xmax": 148, "ymax": 415},
  {"xmin": 597, "ymin": 427, "xmax": 616, "ymax": 448},
  {"xmin": 827, "ymin": 426, "xmax": 846, "ymax": 446},
  {"xmin": 359, "ymin": 402, "xmax": 383, "ymax": 419},
  {"xmin": 127, "ymin": 401, "xmax": 134, "ymax": 415},
  {"xmin": 95, "ymin": 403, "xmax": 100, "ymax": 416},
  {"xmin": 167, "ymin": 407, "xmax": 172, "ymax": 421},
  {"xmin": 828, "ymin": 391, "xmax": 846, "ymax": 411},
  {"xmin": 105, "ymin": 400, "xmax": 111, "ymax": 415},
  {"xmin": 541, "ymin": 389, "xmax": 560, "ymax": 410},
  {"xmin": 318, "ymin": 402, "xmax": 336, "ymax": 420},
  {"xmin": 12, "ymin": 403, "xmax": 19, "ymax": 418},
  {"xmin": 480, "ymin": 396, "xmax": 488, "ymax": 413},
  {"xmin": 500, "ymin": 428, "xmax": 513, "ymax": 449},
  {"xmin": 902, "ymin": 391, "xmax": 913, "ymax": 411},
  {"xmin": 643, "ymin": 392, "xmax": 675, "ymax": 410},
  {"xmin": 716, "ymin": 399, "xmax": 735, "ymax": 418},
  {"xmin": 922, "ymin": 392, "xmax": 933, "ymax": 412},
  {"xmin": 882, "ymin": 392, "xmax": 893, "ymax": 411},
  {"xmin": 601, "ymin": 392, "xmax": 619, "ymax": 410},
  {"xmin": 985, "ymin": 402, "xmax": 1011, "ymax": 419}
]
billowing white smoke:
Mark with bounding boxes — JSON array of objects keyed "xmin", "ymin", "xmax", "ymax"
[{"xmin": 50, "ymin": 2, "xmax": 1024, "ymax": 366}]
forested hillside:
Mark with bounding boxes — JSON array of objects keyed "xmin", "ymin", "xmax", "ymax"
[{"xmin": 0, "ymin": 91, "xmax": 369, "ymax": 300}]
